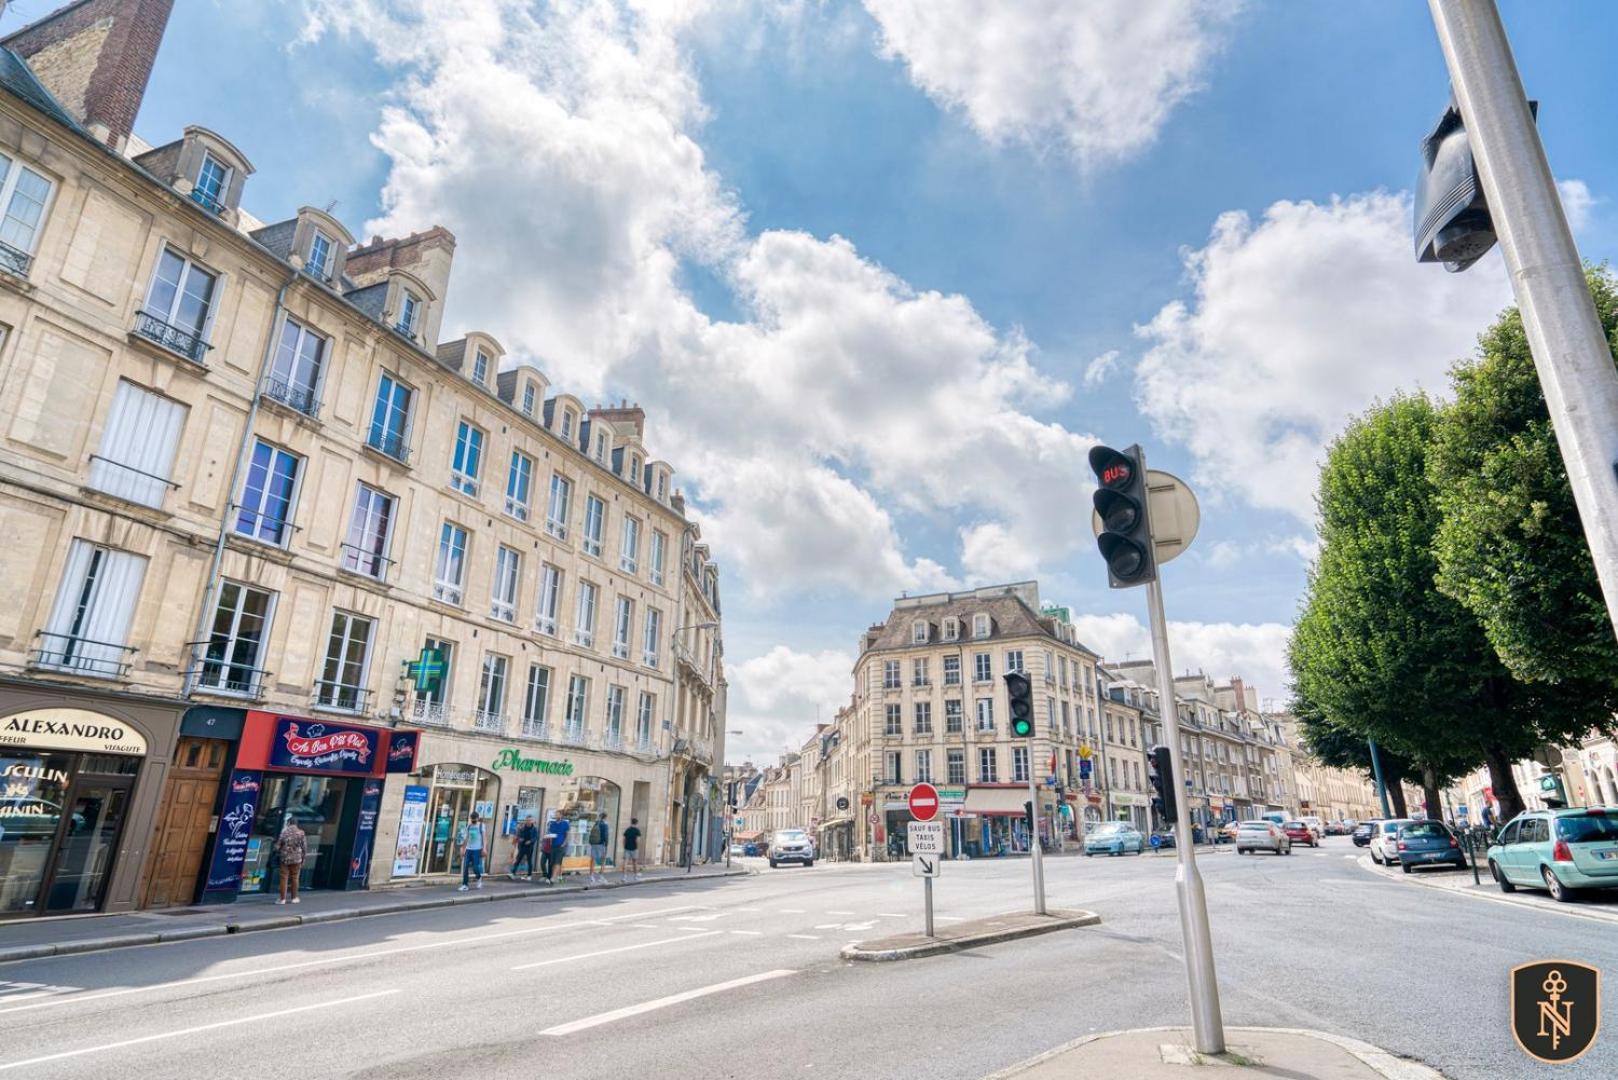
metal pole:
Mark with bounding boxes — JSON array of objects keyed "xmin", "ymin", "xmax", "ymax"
[
  {"xmin": 1026, "ymin": 765, "xmax": 1047, "ymax": 915},
  {"xmin": 924, "ymin": 875, "xmax": 935, "ymax": 937},
  {"xmin": 1368, "ymin": 739, "xmax": 1393, "ymax": 819},
  {"xmin": 1430, "ymin": 0, "xmax": 1618, "ymax": 646},
  {"xmin": 1146, "ymin": 577, "xmax": 1225, "ymax": 1055}
]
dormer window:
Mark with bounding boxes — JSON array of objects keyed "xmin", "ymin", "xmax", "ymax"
[
  {"xmin": 972, "ymin": 613, "xmax": 990, "ymax": 639},
  {"xmin": 912, "ymin": 620, "xmax": 929, "ymax": 644},
  {"xmin": 193, "ymin": 151, "xmax": 230, "ymax": 215},
  {"xmin": 307, "ymin": 229, "xmax": 334, "ymax": 280},
  {"xmin": 561, "ymin": 409, "xmax": 575, "ymax": 440},
  {"xmin": 594, "ymin": 431, "xmax": 607, "ymax": 463},
  {"xmin": 521, "ymin": 382, "xmax": 536, "ymax": 417},
  {"xmin": 472, "ymin": 348, "xmax": 490, "ymax": 386},
  {"xmin": 629, "ymin": 455, "xmax": 641, "ymax": 485},
  {"xmin": 396, "ymin": 291, "xmax": 420, "ymax": 337},
  {"xmin": 942, "ymin": 617, "xmax": 959, "ymax": 642},
  {"xmin": 656, "ymin": 471, "xmax": 667, "ymax": 501}
]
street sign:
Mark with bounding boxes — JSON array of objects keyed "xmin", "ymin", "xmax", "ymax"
[
  {"xmin": 1079, "ymin": 758, "xmax": 1093, "ymax": 779},
  {"xmin": 1090, "ymin": 468, "xmax": 1200, "ymax": 565},
  {"xmin": 836, "ymin": 796, "xmax": 850, "ymax": 811},
  {"xmin": 908, "ymin": 782, "xmax": 941, "ymax": 821},
  {"xmin": 1151, "ymin": 834, "xmax": 1163, "ymax": 849},
  {"xmin": 908, "ymin": 820, "xmax": 945, "ymax": 855},
  {"xmin": 913, "ymin": 854, "xmax": 941, "ymax": 878}
]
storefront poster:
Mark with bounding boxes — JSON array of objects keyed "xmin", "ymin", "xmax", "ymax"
[
  {"xmin": 349, "ymin": 779, "xmax": 384, "ymax": 883},
  {"xmin": 386, "ymin": 731, "xmax": 421, "ymax": 774},
  {"xmin": 268, "ymin": 719, "xmax": 378, "ymax": 775},
  {"xmin": 204, "ymin": 769, "xmax": 263, "ymax": 893},
  {"xmin": 392, "ymin": 785, "xmax": 429, "ymax": 877}
]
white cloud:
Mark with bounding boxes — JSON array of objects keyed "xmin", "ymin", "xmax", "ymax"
[
  {"xmin": 726, "ymin": 645, "xmax": 853, "ymax": 762},
  {"xmin": 1558, "ymin": 178, "xmax": 1597, "ymax": 231},
  {"xmin": 1083, "ymin": 349, "xmax": 1120, "ymax": 387},
  {"xmin": 1070, "ymin": 613, "xmax": 1293, "ymax": 705},
  {"xmin": 863, "ymin": 0, "xmax": 1243, "ymax": 167},
  {"xmin": 301, "ymin": 0, "xmax": 1099, "ymax": 599},
  {"xmin": 1202, "ymin": 539, "xmax": 1242, "ymax": 569},
  {"xmin": 1266, "ymin": 534, "xmax": 1320, "ymax": 563},
  {"xmin": 1135, "ymin": 191, "xmax": 1513, "ymax": 523}
]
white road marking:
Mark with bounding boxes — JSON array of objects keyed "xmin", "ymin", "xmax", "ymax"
[
  {"xmin": 667, "ymin": 913, "xmax": 726, "ymax": 922},
  {"xmin": 512, "ymin": 932, "xmax": 721, "ymax": 970},
  {"xmin": 778, "ymin": 908, "xmax": 806, "ymax": 914},
  {"xmin": 786, "ymin": 934, "xmax": 821, "ymax": 940},
  {"xmin": 876, "ymin": 913, "xmax": 905, "ymax": 919},
  {"xmin": 0, "ymin": 990, "xmax": 398, "ymax": 1073},
  {"xmin": 935, "ymin": 916, "xmax": 965, "ymax": 922},
  {"xmin": 0, "ymin": 905, "xmax": 703, "ymax": 1017},
  {"xmin": 826, "ymin": 910, "xmax": 855, "ymax": 915},
  {"xmin": 729, "ymin": 930, "xmax": 764, "ymax": 936},
  {"xmin": 541, "ymin": 970, "xmax": 796, "ymax": 1036}
]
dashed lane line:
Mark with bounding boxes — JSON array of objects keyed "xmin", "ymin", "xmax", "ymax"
[
  {"xmin": 512, "ymin": 931, "xmax": 722, "ymax": 970},
  {"xmin": 540, "ymin": 970, "xmax": 796, "ymax": 1036}
]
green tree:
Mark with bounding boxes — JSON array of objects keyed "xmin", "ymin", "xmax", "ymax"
[
  {"xmin": 1292, "ymin": 695, "xmax": 1410, "ymax": 817},
  {"xmin": 1288, "ymin": 396, "xmax": 1532, "ymax": 820}
]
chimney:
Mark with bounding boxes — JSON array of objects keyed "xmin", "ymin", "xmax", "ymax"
[{"xmin": 3, "ymin": 0, "xmax": 175, "ymax": 152}]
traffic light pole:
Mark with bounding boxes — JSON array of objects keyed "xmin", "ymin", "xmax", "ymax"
[
  {"xmin": 1145, "ymin": 576, "xmax": 1225, "ymax": 1055},
  {"xmin": 1027, "ymin": 766, "xmax": 1047, "ymax": 915},
  {"xmin": 1429, "ymin": 0, "xmax": 1618, "ymax": 647}
]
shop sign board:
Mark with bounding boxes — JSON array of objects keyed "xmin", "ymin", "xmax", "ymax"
[
  {"xmin": 908, "ymin": 820, "xmax": 945, "ymax": 855},
  {"xmin": 204, "ymin": 769, "xmax": 262, "ymax": 893},
  {"xmin": 350, "ymin": 779, "xmax": 384, "ymax": 883},
  {"xmin": 0, "ymin": 708, "xmax": 147, "ymax": 755},
  {"xmin": 268, "ymin": 719, "xmax": 378, "ymax": 774},
  {"xmin": 387, "ymin": 731, "xmax": 421, "ymax": 773},
  {"xmin": 492, "ymin": 747, "xmax": 574, "ymax": 775},
  {"xmin": 393, "ymin": 785, "xmax": 429, "ymax": 876}
]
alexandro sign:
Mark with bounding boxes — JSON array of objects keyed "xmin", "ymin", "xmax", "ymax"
[{"xmin": 0, "ymin": 708, "xmax": 148, "ymax": 755}]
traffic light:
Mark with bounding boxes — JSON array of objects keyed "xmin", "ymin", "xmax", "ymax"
[
  {"xmin": 1148, "ymin": 745, "xmax": 1178, "ymax": 824},
  {"xmin": 1414, "ymin": 99, "xmax": 1534, "ymax": 273},
  {"xmin": 1089, "ymin": 444, "xmax": 1156, "ymax": 588},
  {"xmin": 1005, "ymin": 671, "xmax": 1034, "ymax": 737}
]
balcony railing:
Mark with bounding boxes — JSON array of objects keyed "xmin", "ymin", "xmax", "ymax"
[
  {"xmin": 520, "ymin": 719, "xmax": 550, "ymax": 741},
  {"xmin": 602, "ymin": 731, "xmax": 624, "ymax": 752},
  {"xmin": 132, "ymin": 311, "xmax": 209, "ymax": 364},
  {"xmin": 0, "ymin": 240, "xmax": 33, "ymax": 277},
  {"xmin": 263, "ymin": 376, "xmax": 319, "ymax": 417},
  {"xmin": 186, "ymin": 645, "xmax": 271, "ymax": 699},
  {"xmin": 432, "ymin": 581, "xmax": 464, "ymax": 607},
  {"xmin": 473, "ymin": 710, "xmax": 506, "ymax": 734},
  {"xmin": 504, "ymin": 497, "xmax": 529, "ymax": 521},
  {"xmin": 190, "ymin": 186, "xmax": 226, "ymax": 215},
  {"xmin": 29, "ymin": 631, "xmax": 135, "ymax": 679},
  {"xmin": 313, "ymin": 681, "xmax": 371, "ymax": 714},
  {"xmin": 366, "ymin": 428, "xmax": 410, "ymax": 463},
  {"xmin": 634, "ymin": 734, "xmax": 656, "ymax": 755},
  {"xmin": 339, "ymin": 543, "xmax": 393, "ymax": 582},
  {"xmin": 560, "ymin": 724, "xmax": 587, "ymax": 747},
  {"xmin": 410, "ymin": 698, "xmax": 451, "ymax": 727}
]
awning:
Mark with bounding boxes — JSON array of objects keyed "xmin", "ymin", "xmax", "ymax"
[
  {"xmin": 733, "ymin": 831, "xmax": 763, "ymax": 842},
  {"xmin": 962, "ymin": 787, "xmax": 1037, "ymax": 817}
]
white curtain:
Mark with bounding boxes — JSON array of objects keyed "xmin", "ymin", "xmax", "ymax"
[
  {"xmin": 88, "ymin": 380, "xmax": 186, "ymax": 508},
  {"xmin": 43, "ymin": 540, "xmax": 148, "ymax": 674}
]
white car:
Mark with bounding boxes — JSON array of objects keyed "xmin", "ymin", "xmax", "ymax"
[
  {"xmin": 1368, "ymin": 818, "xmax": 1414, "ymax": 865},
  {"xmin": 1299, "ymin": 815, "xmax": 1326, "ymax": 841},
  {"xmin": 1235, "ymin": 820, "xmax": 1291, "ymax": 855}
]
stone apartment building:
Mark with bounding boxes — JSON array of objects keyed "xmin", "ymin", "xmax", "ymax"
[{"xmin": 0, "ymin": 0, "xmax": 724, "ymax": 919}]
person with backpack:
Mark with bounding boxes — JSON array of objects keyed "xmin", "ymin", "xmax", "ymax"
[
  {"xmin": 542, "ymin": 811, "xmax": 571, "ymax": 883},
  {"xmin": 588, "ymin": 812, "xmax": 611, "ymax": 883},
  {"xmin": 622, "ymin": 817, "xmax": 642, "ymax": 882},
  {"xmin": 509, "ymin": 815, "xmax": 539, "ymax": 881},
  {"xmin": 458, "ymin": 811, "xmax": 486, "ymax": 891}
]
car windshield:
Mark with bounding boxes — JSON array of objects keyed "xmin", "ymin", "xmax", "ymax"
[
  {"xmin": 1093, "ymin": 824, "xmax": 1123, "ymax": 835},
  {"xmin": 1382, "ymin": 822, "xmax": 1405, "ymax": 833},
  {"xmin": 1284, "ymin": 821, "xmax": 1304, "ymax": 828},
  {"xmin": 1402, "ymin": 823, "xmax": 1445, "ymax": 838},
  {"xmin": 1238, "ymin": 822, "xmax": 1269, "ymax": 831},
  {"xmin": 1557, "ymin": 813, "xmax": 1618, "ymax": 843},
  {"xmin": 777, "ymin": 831, "xmax": 807, "ymax": 842}
]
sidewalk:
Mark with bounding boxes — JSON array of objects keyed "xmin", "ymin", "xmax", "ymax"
[
  {"xmin": 1355, "ymin": 852, "xmax": 1618, "ymax": 924},
  {"xmin": 0, "ymin": 863, "xmax": 748, "ymax": 965},
  {"xmin": 842, "ymin": 908, "xmax": 1099, "ymax": 961},
  {"xmin": 984, "ymin": 1027, "xmax": 1444, "ymax": 1080}
]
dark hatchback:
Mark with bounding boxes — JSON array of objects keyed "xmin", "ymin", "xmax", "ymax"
[
  {"xmin": 1396, "ymin": 820, "xmax": 1467, "ymax": 873},
  {"xmin": 1352, "ymin": 822, "xmax": 1375, "ymax": 847}
]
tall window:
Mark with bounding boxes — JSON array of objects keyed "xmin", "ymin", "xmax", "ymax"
[
  {"xmin": 915, "ymin": 750, "xmax": 933, "ymax": 784},
  {"xmin": 913, "ymin": 701, "xmax": 932, "ymax": 735},
  {"xmin": 561, "ymin": 408, "xmax": 575, "ymax": 441},
  {"xmin": 476, "ymin": 654, "xmax": 508, "ymax": 729},
  {"xmin": 942, "ymin": 617, "xmax": 959, "ymax": 642},
  {"xmin": 521, "ymin": 382, "xmax": 536, "ymax": 417},
  {"xmin": 522, "ymin": 665, "xmax": 552, "ymax": 737},
  {"xmin": 266, "ymin": 317, "xmax": 325, "ymax": 415},
  {"xmin": 912, "ymin": 620, "xmax": 929, "ymax": 644},
  {"xmin": 650, "ymin": 530, "xmax": 667, "ymax": 586},
  {"xmin": 0, "ymin": 151, "xmax": 53, "ymax": 269},
  {"xmin": 582, "ymin": 495, "xmax": 604, "ymax": 556},
  {"xmin": 564, "ymin": 674, "xmax": 590, "ymax": 739},
  {"xmin": 620, "ymin": 515, "xmax": 640, "ymax": 573},
  {"xmin": 536, "ymin": 564, "xmax": 563, "ymax": 636},
  {"xmin": 234, "ymin": 440, "xmax": 300, "ymax": 546},
  {"xmin": 883, "ymin": 660, "xmax": 901, "ymax": 690},
  {"xmin": 574, "ymin": 580, "xmax": 598, "ymax": 646},
  {"xmin": 505, "ymin": 452, "xmax": 533, "ymax": 520},
  {"xmin": 89, "ymin": 380, "xmax": 186, "ymax": 508},
  {"xmin": 912, "ymin": 658, "xmax": 929, "ymax": 686},
  {"xmin": 592, "ymin": 430, "xmax": 608, "ymax": 463},
  {"xmin": 605, "ymin": 685, "xmax": 626, "ymax": 747},
  {"xmin": 1005, "ymin": 649, "xmax": 1024, "ymax": 674},
  {"xmin": 972, "ymin": 613, "xmax": 990, "ymax": 638},
  {"xmin": 140, "ymin": 247, "xmax": 216, "ymax": 359},
  {"xmin": 433, "ymin": 522, "xmax": 468, "ymax": 605},
  {"xmin": 944, "ymin": 699, "xmax": 963, "ymax": 734},
  {"xmin": 367, "ymin": 374, "xmax": 412, "ymax": 460},
  {"xmin": 884, "ymin": 750, "xmax": 902, "ymax": 785},
  {"xmin": 317, "ymin": 611, "xmax": 373, "ymax": 712},
  {"xmin": 450, "ymin": 421, "xmax": 483, "ymax": 496},
  {"xmin": 942, "ymin": 655, "xmax": 961, "ymax": 686},
  {"xmin": 307, "ymin": 228, "xmax": 333, "ymax": 280},
  {"xmin": 472, "ymin": 348, "xmax": 490, "ymax": 385},
  {"xmin": 973, "ymin": 652, "xmax": 991, "ymax": 682},
  {"xmin": 196, "ymin": 581, "xmax": 273, "ymax": 695},
  {"xmin": 1012, "ymin": 746, "xmax": 1030, "ymax": 783},
  {"xmin": 341, "ymin": 483, "xmax": 394, "ymax": 579},
  {"xmin": 396, "ymin": 290, "xmax": 420, "ymax": 336},
  {"xmin": 613, "ymin": 596, "xmax": 634, "ymax": 659},
  {"xmin": 192, "ymin": 151, "xmax": 230, "ymax": 213},
  {"xmin": 975, "ymin": 698, "xmax": 994, "ymax": 732},
  {"xmin": 636, "ymin": 692, "xmax": 655, "ymax": 748},
  {"xmin": 545, "ymin": 474, "xmax": 571, "ymax": 539},
  {"xmin": 885, "ymin": 703, "xmax": 902, "ymax": 736},
  {"xmin": 977, "ymin": 747, "xmax": 998, "ymax": 783},
  {"xmin": 491, "ymin": 546, "xmax": 520, "ymax": 622},
  {"xmin": 947, "ymin": 748, "xmax": 966, "ymax": 785},
  {"xmin": 642, "ymin": 607, "xmax": 661, "ymax": 667}
]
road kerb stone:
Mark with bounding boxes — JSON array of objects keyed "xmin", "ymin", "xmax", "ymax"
[
  {"xmin": 53, "ymin": 933, "xmax": 160, "ymax": 955},
  {"xmin": 155, "ymin": 925, "xmax": 229, "ymax": 943},
  {"xmin": 840, "ymin": 908, "xmax": 1099, "ymax": 962},
  {"xmin": 0, "ymin": 944, "xmax": 58, "ymax": 964}
]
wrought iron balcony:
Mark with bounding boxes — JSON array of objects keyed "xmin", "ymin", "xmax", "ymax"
[
  {"xmin": 132, "ymin": 311, "xmax": 209, "ymax": 364},
  {"xmin": 410, "ymin": 698, "xmax": 451, "ymax": 727},
  {"xmin": 0, "ymin": 240, "xmax": 33, "ymax": 277},
  {"xmin": 473, "ymin": 710, "xmax": 506, "ymax": 734},
  {"xmin": 190, "ymin": 186, "xmax": 226, "ymax": 215},
  {"xmin": 313, "ymin": 681, "xmax": 371, "ymax": 714},
  {"xmin": 560, "ymin": 724, "xmax": 587, "ymax": 747},
  {"xmin": 520, "ymin": 719, "xmax": 551, "ymax": 742},
  {"xmin": 602, "ymin": 731, "xmax": 624, "ymax": 752},
  {"xmin": 262, "ymin": 376, "xmax": 319, "ymax": 417},
  {"xmin": 186, "ymin": 645, "xmax": 271, "ymax": 699},
  {"xmin": 339, "ymin": 543, "xmax": 393, "ymax": 581},
  {"xmin": 366, "ymin": 428, "xmax": 410, "ymax": 463},
  {"xmin": 29, "ymin": 631, "xmax": 135, "ymax": 679}
]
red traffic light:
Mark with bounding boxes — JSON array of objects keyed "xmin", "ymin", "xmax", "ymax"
[{"xmin": 1089, "ymin": 446, "xmax": 1136, "ymax": 490}]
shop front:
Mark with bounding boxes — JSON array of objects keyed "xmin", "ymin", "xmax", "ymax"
[
  {"xmin": 1112, "ymin": 791, "xmax": 1149, "ymax": 832},
  {"xmin": 959, "ymin": 784, "xmax": 1059, "ymax": 856},
  {"xmin": 200, "ymin": 712, "xmax": 415, "ymax": 902},
  {"xmin": 0, "ymin": 685, "xmax": 179, "ymax": 918}
]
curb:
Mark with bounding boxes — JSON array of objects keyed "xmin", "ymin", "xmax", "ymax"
[
  {"xmin": 0, "ymin": 867, "xmax": 750, "ymax": 965},
  {"xmin": 981, "ymin": 1026, "xmax": 1445, "ymax": 1080},
  {"xmin": 841, "ymin": 909, "xmax": 1100, "ymax": 962},
  {"xmin": 1352, "ymin": 853, "xmax": 1618, "ymax": 926}
]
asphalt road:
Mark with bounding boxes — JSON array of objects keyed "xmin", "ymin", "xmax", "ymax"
[{"xmin": 1, "ymin": 839, "xmax": 1613, "ymax": 1079}]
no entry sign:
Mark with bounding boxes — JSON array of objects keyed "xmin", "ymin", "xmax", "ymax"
[{"xmin": 908, "ymin": 782, "xmax": 940, "ymax": 821}]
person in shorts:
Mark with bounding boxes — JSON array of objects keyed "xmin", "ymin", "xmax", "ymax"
[
  {"xmin": 622, "ymin": 817, "xmax": 642, "ymax": 881},
  {"xmin": 458, "ymin": 812, "xmax": 486, "ymax": 891},
  {"xmin": 588, "ymin": 812, "xmax": 611, "ymax": 883}
]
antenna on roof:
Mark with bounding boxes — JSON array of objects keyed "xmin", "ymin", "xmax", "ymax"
[{"xmin": 323, "ymin": 199, "xmax": 339, "ymax": 214}]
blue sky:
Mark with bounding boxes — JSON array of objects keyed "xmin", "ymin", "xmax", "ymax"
[{"xmin": 10, "ymin": 1, "xmax": 1612, "ymax": 760}]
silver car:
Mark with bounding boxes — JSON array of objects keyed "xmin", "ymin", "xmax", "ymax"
[
  {"xmin": 1235, "ymin": 820, "xmax": 1292, "ymax": 855},
  {"xmin": 768, "ymin": 828, "xmax": 816, "ymax": 868}
]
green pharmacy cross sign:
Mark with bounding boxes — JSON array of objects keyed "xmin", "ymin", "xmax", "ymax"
[{"xmin": 405, "ymin": 647, "xmax": 447, "ymax": 695}]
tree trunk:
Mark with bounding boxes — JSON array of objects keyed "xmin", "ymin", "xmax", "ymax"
[
  {"xmin": 1421, "ymin": 766, "xmax": 1443, "ymax": 822},
  {"xmin": 1388, "ymin": 776, "xmax": 1408, "ymax": 818},
  {"xmin": 1485, "ymin": 745, "xmax": 1526, "ymax": 822}
]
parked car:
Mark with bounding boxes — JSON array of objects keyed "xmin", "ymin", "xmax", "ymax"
[
  {"xmin": 1368, "ymin": 819, "xmax": 1413, "ymax": 865},
  {"xmin": 1352, "ymin": 821, "xmax": 1376, "ymax": 847},
  {"xmin": 1219, "ymin": 821, "xmax": 1241, "ymax": 843},
  {"xmin": 1298, "ymin": 815, "xmax": 1326, "ymax": 841},
  {"xmin": 1487, "ymin": 808, "xmax": 1618, "ymax": 902},
  {"xmin": 1084, "ymin": 821, "xmax": 1145, "ymax": 856},
  {"xmin": 1149, "ymin": 830, "xmax": 1175, "ymax": 850},
  {"xmin": 1281, "ymin": 820, "xmax": 1318, "ymax": 848},
  {"xmin": 1235, "ymin": 820, "xmax": 1291, "ymax": 855},
  {"xmin": 768, "ymin": 828, "xmax": 815, "ymax": 868},
  {"xmin": 1395, "ymin": 820, "xmax": 1467, "ymax": 874},
  {"xmin": 728, "ymin": 843, "xmax": 745, "ymax": 856}
]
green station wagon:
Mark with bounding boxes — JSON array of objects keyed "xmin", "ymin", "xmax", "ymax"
[{"xmin": 1486, "ymin": 808, "xmax": 1618, "ymax": 902}]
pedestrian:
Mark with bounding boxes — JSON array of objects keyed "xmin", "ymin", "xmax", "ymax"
[
  {"xmin": 275, "ymin": 815, "xmax": 307, "ymax": 905},
  {"xmin": 510, "ymin": 815, "xmax": 539, "ymax": 881},
  {"xmin": 622, "ymin": 817, "xmax": 642, "ymax": 881},
  {"xmin": 589, "ymin": 812, "xmax": 611, "ymax": 882},
  {"xmin": 458, "ymin": 811, "xmax": 486, "ymax": 891},
  {"xmin": 543, "ymin": 811, "xmax": 571, "ymax": 883}
]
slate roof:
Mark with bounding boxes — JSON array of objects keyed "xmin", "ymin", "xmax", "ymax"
[
  {"xmin": 866, "ymin": 592, "xmax": 1097, "ymax": 656},
  {"xmin": 435, "ymin": 337, "xmax": 468, "ymax": 372},
  {"xmin": 343, "ymin": 281, "xmax": 388, "ymax": 323},
  {"xmin": 0, "ymin": 47, "xmax": 83, "ymax": 134},
  {"xmin": 249, "ymin": 219, "xmax": 298, "ymax": 261}
]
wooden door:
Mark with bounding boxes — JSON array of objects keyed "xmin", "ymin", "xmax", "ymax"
[{"xmin": 139, "ymin": 738, "xmax": 226, "ymax": 909}]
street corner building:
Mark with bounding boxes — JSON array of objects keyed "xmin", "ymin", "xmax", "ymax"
[{"xmin": 0, "ymin": 0, "xmax": 728, "ymax": 918}]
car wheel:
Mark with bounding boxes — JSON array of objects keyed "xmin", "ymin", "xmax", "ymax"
[
  {"xmin": 1371, "ymin": 850, "xmax": 1382, "ymax": 865},
  {"xmin": 769, "ymin": 859, "xmax": 778, "ymax": 868},
  {"xmin": 1543, "ymin": 866, "xmax": 1573, "ymax": 903},
  {"xmin": 1084, "ymin": 851, "xmax": 1093, "ymax": 857},
  {"xmin": 805, "ymin": 860, "xmax": 814, "ymax": 868},
  {"xmin": 1402, "ymin": 862, "xmax": 1413, "ymax": 874},
  {"xmin": 1490, "ymin": 860, "xmax": 1515, "ymax": 892}
]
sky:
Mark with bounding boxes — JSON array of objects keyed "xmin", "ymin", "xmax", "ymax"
[{"xmin": 9, "ymin": 0, "xmax": 1614, "ymax": 763}]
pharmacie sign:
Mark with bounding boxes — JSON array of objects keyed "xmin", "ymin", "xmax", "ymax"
[
  {"xmin": 492, "ymin": 747, "xmax": 574, "ymax": 776},
  {"xmin": 0, "ymin": 708, "xmax": 148, "ymax": 755}
]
